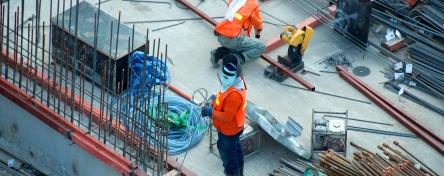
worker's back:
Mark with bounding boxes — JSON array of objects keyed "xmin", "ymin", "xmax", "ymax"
[{"xmin": 215, "ymin": 0, "xmax": 262, "ymax": 38}]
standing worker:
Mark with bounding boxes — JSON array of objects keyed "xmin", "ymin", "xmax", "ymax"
[
  {"xmin": 211, "ymin": 0, "xmax": 266, "ymax": 67},
  {"xmin": 202, "ymin": 58, "xmax": 247, "ymax": 176}
]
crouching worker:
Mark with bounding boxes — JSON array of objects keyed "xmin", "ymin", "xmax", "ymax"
[
  {"xmin": 211, "ymin": 0, "xmax": 266, "ymax": 67},
  {"xmin": 201, "ymin": 57, "xmax": 247, "ymax": 176}
]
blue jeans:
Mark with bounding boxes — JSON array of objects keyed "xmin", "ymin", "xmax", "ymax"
[{"xmin": 217, "ymin": 130, "xmax": 244, "ymax": 176}]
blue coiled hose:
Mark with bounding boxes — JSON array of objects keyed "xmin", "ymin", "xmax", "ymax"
[
  {"xmin": 112, "ymin": 51, "xmax": 209, "ymax": 155},
  {"xmin": 152, "ymin": 95, "xmax": 210, "ymax": 155}
]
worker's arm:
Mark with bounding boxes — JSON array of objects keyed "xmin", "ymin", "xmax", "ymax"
[
  {"xmin": 251, "ymin": 6, "xmax": 263, "ymax": 36},
  {"xmin": 212, "ymin": 92, "xmax": 243, "ymax": 122}
]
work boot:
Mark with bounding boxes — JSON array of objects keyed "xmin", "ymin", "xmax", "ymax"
[{"xmin": 210, "ymin": 49, "xmax": 219, "ymax": 68}]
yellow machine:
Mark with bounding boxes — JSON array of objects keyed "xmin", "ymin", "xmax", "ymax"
[
  {"xmin": 280, "ymin": 26, "xmax": 314, "ymax": 55},
  {"xmin": 264, "ymin": 26, "xmax": 315, "ymax": 82}
]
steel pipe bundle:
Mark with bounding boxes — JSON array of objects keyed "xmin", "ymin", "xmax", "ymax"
[
  {"xmin": 407, "ymin": 42, "xmax": 444, "ymax": 98},
  {"xmin": 376, "ymin": 0, "xmax": 412, "ymax": 15},
  {"xmin": 410, "ymin": 4, "xmax": 444, "ymax": 34},
  {"xmin": 320, "ymin": 141, "xmax": 438, "ymax": 176},
  {"xmin": 430, "ymin": 0, "xmax": 444, "ymax": 9},
  {"xmin": 384, "ymin": 82, "xmax": 444, "ymax": 116}
]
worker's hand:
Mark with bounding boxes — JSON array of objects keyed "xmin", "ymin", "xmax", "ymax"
[
  {"xmin": 201, "ymin": 106, "xmax": 213, "ymax": 117},
  {"xmin": 255, "ymin": 28, "xmax": 262, "ymax": 39},
  {"xmin": 204, "ymin": 94, "xmax": 216, "ymax": 107},
  {"xmin": 209, "ymin": 94, "xmax": 216, "ymax": 103}
]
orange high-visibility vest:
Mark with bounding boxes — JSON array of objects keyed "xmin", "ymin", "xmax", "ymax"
[
  {"xmin": 215, "ymin": 0, "xmax": 262, "ymax": 38},
  {"xmin": 212, "ymin": 86, "xmax": 247, "ymax": 135}
]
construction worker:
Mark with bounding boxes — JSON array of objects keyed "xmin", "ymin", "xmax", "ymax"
[
  {"xmin": 211, "ymin": 0, "xmax": 265, "ymax": 67},
  {"xmin": 202, "ymin": 57, "xmax": 247, "ymax": 176}
]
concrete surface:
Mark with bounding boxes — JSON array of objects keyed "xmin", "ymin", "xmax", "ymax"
[{"xmin": 3, "ymin": 0, "xmax": 444, "ymax": 175}]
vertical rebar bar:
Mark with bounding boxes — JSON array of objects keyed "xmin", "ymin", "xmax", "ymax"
[
  {"xmin": 41, "ymin": 21, "xmax": 46, "ymax": 103},
  {"xmin": 104, "ymin": 20, "xmax": 114, "ymax": 145},
  {"xmin": 19, "ymin": 0, "xmax": 24, "ymax": 90},
  {"xmin": 98, "ymin": 62, "xmax": 106, "ymax": 142},
  {"xmin": 33, "ymin": 0, "xmax": 41, "ymax": 98},
  {"xmin": 36, "ymin": 0, "xmax": 41, "ymax": 44},
  {"xmin": 57, "ymin": 0, "xmax": 64, "ymax": 114},
  {"xmin": 110, "ymin": 11, "xmax": 121, "ymax": 139},
  {"xmin": 63, "ymin": 0, "xmax": 71, "ymax": 118},
  {"xmin": 52, "ymin": 0, "xmax": 60, "ymax": 110},
  {"xmin": 30, "ymin": 18, "xmax": 35, "ymax": 96},
  {"xmin": 46, "ymin": 0, "xmax": 53, "ymax": 107},
  {"xmin": 89, "ymin": 12, "xmax": 98, "ymax": 133},
  {"xmin": 12, "ymin": 9, "xmax": 17, "ymax": 85},
  {"xmin": 123, "ymin": 36, "xmax": 131, "ymax": 158},
  {"xmin": 70, "ymin": 0, "xmax": 78, "ymax": 124},
  {"xmin": 25, "ymin": 23, "xmax": 30, "ymax": 93},
  {"xmin": 0, "ymin": 5, "xmax": 4, "ymax": 78},
  {"xmin": 5, "ymin": 0, "xmax": 10, "ymax": 80}
]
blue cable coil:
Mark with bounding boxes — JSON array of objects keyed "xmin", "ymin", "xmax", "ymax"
[
  {"xmin": 111, "ymin": 51, "xmax": 209, "ymax": 155},
  {"xmin": 130, "ymin": 51, "xmax": 169, "ymax": 90}
]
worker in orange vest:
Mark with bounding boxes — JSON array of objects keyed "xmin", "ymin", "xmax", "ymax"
[
  {"xmin": 211, "ymin": 0, "xmax": 265, "ymax": 67},
  {"xmin": 202, "ymin": 57, "xmax": 247, "ymax": 176}
]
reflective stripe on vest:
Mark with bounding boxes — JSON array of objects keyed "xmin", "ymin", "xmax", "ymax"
[
  {"xmin": 214, "ymin": 0, "xmax": 259, "ymax": 38},
  {"xmin": 213, "ymin": 87, "xmax": 247, "ymax": 128}
]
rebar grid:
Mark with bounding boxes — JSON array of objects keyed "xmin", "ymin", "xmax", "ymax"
[{"xmin": 0, "ymin": 1, "xmax": 170, "ymax": 175}]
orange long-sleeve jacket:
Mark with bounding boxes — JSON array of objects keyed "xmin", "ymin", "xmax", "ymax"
[
  {"xmin": 212, "ymin": 87, "xmax": 247, "ymax": 135},
  {"xmin": 215, "ymin": 0, "xmax": 263, "ymax": 38}
]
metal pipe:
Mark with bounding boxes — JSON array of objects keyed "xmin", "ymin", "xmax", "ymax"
[
  {"xmin": 0, "ymin": 5, "xmax": 4, "ymax": 78},
  {"xmin": 124, "ymin": 16, "xmax": 224, "ymax": 24},
  {"xmin": 5, "ymin": 0, "xmax": 10, "ymax": 79},
  {"xmin": 281, "ymin": 83, "xmax": 371, "ymax": 104},
  {"xmin": 12, "ymin": 9, "xmax": 16, "ymax": 85}
]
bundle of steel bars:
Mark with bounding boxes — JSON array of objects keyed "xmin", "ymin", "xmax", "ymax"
[
  {"xmin": 0, "ymin": 0, "xmax": 172, "ymax": 174},
  {"xmin": 410, "ymin": 4, "xmax": 444, "ymax": 34},
  {"xmin": 319, "ymin": 141, "xmax": 438, "ymax": 176},
  {"xmin": 384, "ymin": 82, "xmax": 444, "ymax": 116},
  {"xmin": 376, "ymin": 0, "xmax": 412, "ymax": 15},
  {"xmin": 407, "ymin": 42, "xmax": 444, "ymax": 99},
  {"xmin": 430, "ymin": 0, "xmax": 444, "ymax": 9}
]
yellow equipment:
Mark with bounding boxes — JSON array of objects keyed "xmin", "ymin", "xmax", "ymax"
[
  {"xmin": 280, "ymin": 26, "xmax": 314, "ymax": 55},
  {"xmin": 264, "ymin": 26, "xmax": 315, "ymax": 82}
]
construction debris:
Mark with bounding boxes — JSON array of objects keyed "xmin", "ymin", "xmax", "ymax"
[{"xmin": 318, "ymin": 50, "xmax": 353, "ymax": 69}]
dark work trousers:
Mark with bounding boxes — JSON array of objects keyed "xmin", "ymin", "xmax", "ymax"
[{"xmin": 217, "ymin": 130, "xmax": 244, "ymax": 176}]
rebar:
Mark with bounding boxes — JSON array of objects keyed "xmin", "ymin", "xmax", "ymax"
[
  {"xmin": 0, "ymin": 1, "xmax": 171, "ymax": 174},
  {"xmin": 320, "ymin": 142, "xmax": 431, "ymax": 176}
]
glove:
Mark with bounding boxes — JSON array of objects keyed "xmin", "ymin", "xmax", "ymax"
[
  {"xmin": 204, "ymin": 94, "xmax": 216, "ymax": 107},
  {"xmin": 201, "ymin": 106, "xmax": 213, "ymax": 117},
  {"xmin": 209, "ymin": 94, "xmax": 216, "ymax": 103}
]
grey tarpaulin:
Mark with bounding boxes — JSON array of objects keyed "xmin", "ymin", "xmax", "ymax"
[{"xmin": 246, "ymin": 101, "xmax": 311, "ymax": 159}]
